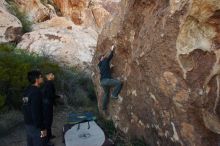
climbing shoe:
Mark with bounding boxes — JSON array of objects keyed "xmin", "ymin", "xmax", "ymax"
[{"xmin": 111, "ymin": 95, "xmax": 118, "ymax": 99}]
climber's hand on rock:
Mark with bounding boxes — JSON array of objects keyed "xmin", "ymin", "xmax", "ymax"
[{"xmin": 111, "ymin": 45, "xmax": 114, "ymax": 51}]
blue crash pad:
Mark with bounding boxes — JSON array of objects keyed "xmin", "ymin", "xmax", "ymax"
[{"xmin": 66, "ymin": 112, "xmax": 96, "ymax": 125}]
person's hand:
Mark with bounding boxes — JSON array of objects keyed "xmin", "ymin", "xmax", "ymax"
[
  {"xmin": 40, "ymin": 129, "xmax": 47, "ymax": 138},
  {"xmin": 110, "ymin": 45, "xmax": 114, "ymax": 51}
]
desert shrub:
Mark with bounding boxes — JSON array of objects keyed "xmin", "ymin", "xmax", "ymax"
[
  {"xmin": 58, "ymin": 68, "xmax": 96, "ymax": 109},
  {"xmin": 0, "ymin": 44, "xmax": 96, "ymax": 109},
  {"xmin": 0, "ymin": 44, "xmax": 59, "ymax": 109},
  {"xmin": 71, "ymin": 87, "xmax": 90, "ymax": 107},
  {"xmin": 0, "ymin": 95, "xmax": 6, "ymax": 109}
]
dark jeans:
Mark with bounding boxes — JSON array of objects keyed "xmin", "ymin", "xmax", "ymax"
[
  {"xmin": 43, "ymin": 104, "xmax": 53, "ymax": 142},
  {"xmin": 25, "ymin": 125, "xmax": 44, "ymax": 146},
  {"xmin": 101, "ymin": 78, "xmax": 122, "ymax": 110}
]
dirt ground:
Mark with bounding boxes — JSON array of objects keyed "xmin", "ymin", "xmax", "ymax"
[{"xmin": 0, "ymin": 106, "xmax": 69, "ymax": 146}]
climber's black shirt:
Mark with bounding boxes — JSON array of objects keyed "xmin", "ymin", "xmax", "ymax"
[{"xmin": 98, "ymin": 51, "xmax": 113, "ymax": 80}]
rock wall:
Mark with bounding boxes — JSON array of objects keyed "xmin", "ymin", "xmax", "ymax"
[
  {"xmin": 13, "ymin": 0, "xmax": 56, "ymax": 23},
  {"xmin": 0, "ymin": 0, "xmax": 22, "ymax": 43},
  {"xmin": 52, "ymin": 0, "xmax": 120, "ymax": 31},
  {"xmin": 92, "ymin": 0, "xmax": 220, "ymax": 145}
]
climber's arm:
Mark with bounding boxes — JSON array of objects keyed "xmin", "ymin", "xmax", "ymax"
[{"xmin": 107, "ymin": 45, "xmax": 114, "ymax": 61}]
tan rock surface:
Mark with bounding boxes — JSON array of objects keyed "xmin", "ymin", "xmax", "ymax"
[
  {"xmin": 52, "ymin": 0, "xmax": 120, "ymax": 31},
  {"xmin": 14, "ymin": 0, "xmax": 56, "ymax": 23},
  {"xmin": 92, "ymin": 0, "xmax": 220, "ymax": 145},
  {"xmin": 0, "ymin": 0, "xmax": 22, "ymax": 43},
  {"xmin": 17, "ymin": 17, "xmax": 98, "ymax": 70}
]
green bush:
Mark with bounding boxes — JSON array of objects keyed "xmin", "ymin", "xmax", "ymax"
[
  {"xmin": 76, "ymin": 75, "xmax": 97, "ymax": 101},
  {"xmin": 6, "ymin": 1, "xmax": 32, "ymax": 32},
  {"xmin": 72, "ymin": 88, "xmax": 90, "ymax": 107},
  {"xmin": 0, "ymin": 95, "xmax": 6, "ymax": 109},
  {"xmin": 0, "ymin": 44, "xmax": 96, "ymax": 110},
  {"xmin": 0, "ymin": 44, "xmax": 60, "ymax": 109},
  {"xmin": 57, "ymin": 68, "xmax": 96, "ymax": 109}
]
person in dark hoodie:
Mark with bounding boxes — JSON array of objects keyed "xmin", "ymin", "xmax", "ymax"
[
  {"xmin": 42, "ymin": 72, "xmax": 56, "ymax": 143},
  {"xmin": 98, "ymin": 45, "xmax": 122, "ymax": 113},
  {"xmin": 22, "ymin": 70, "xmax": 46, "ymax": 146}
]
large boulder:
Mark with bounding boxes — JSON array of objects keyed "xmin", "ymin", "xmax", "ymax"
[
  {"xmin": 17, "ymin": 17, "xmax": 98, "ymax": 70},
  {"xmin": 92, "ymin": 0, "xmax": 220, "ymax": 145},
  {"xmin": 0, "ymin": 0, "xmax": 22, "ymax": 43},
  {"xmin": 13, "ymin": 0, "xmax": 56, "ymax": 23},
  {"xmin": 0, "ymin": 0, "xmax": 7, "ymax": 10}
]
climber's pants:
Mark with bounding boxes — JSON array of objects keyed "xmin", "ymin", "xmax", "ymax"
[{"xmin": 101, "ymin": 78, "xmax": 122, "ymax": 110}]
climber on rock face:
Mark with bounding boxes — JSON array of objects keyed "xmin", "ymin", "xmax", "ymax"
[{"xmin": 98, "ymin": 45, "xmax": 122, "ymax": 112}]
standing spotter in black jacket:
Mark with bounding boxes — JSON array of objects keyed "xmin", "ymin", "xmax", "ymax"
[
  {"xmin": 22, "ymin": 70, "xmax": 46, "ymax": 146},
  {"xmin": 23, "ymin": 85, "xmax": 44, "ymax": 130},
  {"xmin": 42, "ymin": 72, "xmax": 56, "ymax": 142}
]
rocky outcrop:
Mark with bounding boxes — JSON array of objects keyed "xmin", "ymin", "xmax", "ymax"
[
  {"xmin": 52, "ymin": 0, "xmax": 120, "ymax": 31},
  {"xmin": 92, "ymin": 0, "xmax": 220, "ymax": 145},
  {"xmin": 13, "ymin": 0, "xmax": 56, "ymax": 23},
  {"xmin": 17, "ymin": 17, "xmax": 98, "ymax": 69},
  {"xmin": 9, "ymin": 0, "xmax": 119, "ymax": 69},
  {"xmin": 0, "ymin": 0, "xmax": 7, "ymax": 10},
  {"xmin": 0, "ymin": 0, "xmax": 119, "ymax": 69},
  {"xmin": 0, "ymin": 0, "xmax": 22, "ymax": 43}
]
